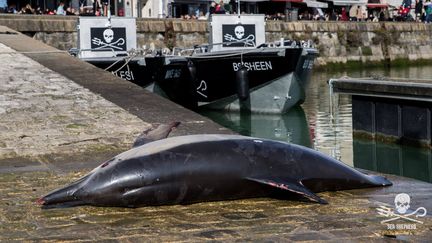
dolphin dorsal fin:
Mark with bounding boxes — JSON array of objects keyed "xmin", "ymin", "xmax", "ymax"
[
  {"xmin": 132, "ymin": 122, "xmax": 181, "ymax": 148},
  {"xmin": 246, "ymin": 177, "xmax": 328, "ymax": 204}
]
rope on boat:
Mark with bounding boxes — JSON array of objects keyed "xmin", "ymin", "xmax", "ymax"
[
  {"xmin": 109, "ymin": 51, "xmax": 139, "ymax": 73},
  {"xmin": 103, "ymin": 55, "xmax": 129, "ymax": 71},
  {"xmin": 103, "ymin": 48, "xmax": 150, "ymax": 72}
]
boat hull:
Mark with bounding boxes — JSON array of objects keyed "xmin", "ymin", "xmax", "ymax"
[
  {"xmin": 82, "ymin": 46, "xmax": 318, "ymax": 114},
  {"xmin": 82, "ymin": 56, "xmax": 163, "ymax": 88},
  {"xmin": 201, "ymin": 72, "xmax": 303, "ymax": 113},
  {"xmin": 154, "ymin": 47, "xmax": 317, "ymax": 113}
]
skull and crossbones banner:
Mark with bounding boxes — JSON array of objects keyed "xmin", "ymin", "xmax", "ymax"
[
  {"xmin": 90, "ymin": 28, "xmax": 127, "ymax": 52},
  {"xmin": 222, "ymin": 24, "xmax": 256, "ymax": 47},
  {"xmin": 77, "ymin": 17, "xmax": 136, "ymax": 58},
  {"xmin": 209, "ymin": 15, "xmax": 265, "ymax": 52}
]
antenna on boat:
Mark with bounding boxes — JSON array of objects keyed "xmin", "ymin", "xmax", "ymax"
[
  {"xmin": 106, "ymin": 0, "xmax": 112, "ymax": 28},
  {"xmin": 237, "ymin": 0, "xmax": 241, "ymax": 24}
]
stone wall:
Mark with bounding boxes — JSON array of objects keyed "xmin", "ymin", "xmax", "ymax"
[{"xmin": 1, "ymin": 14, "xmax": 431, "ymax": 67}]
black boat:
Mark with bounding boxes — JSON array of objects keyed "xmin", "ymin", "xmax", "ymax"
[
  {"xmin": 153, "ymin": 43, "xmax": 318, "ymax": 113},
  {"xmin": 74, "ymin": 14, "xmax": 318, "ymax": 114},
  {"xmin": 70, "ymin": 49, "xmax": 162, "ymax": 89}
]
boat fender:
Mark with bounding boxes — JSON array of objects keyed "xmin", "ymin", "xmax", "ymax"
[
  {"xmin": 187, "ymin": 61, "xmax": 199, "ymax": 108},
  {"xmin": 187, "ymin": 61, "xmax": 197, "ymax": 83},
  {"xmin": 236, "ymin": 65, "xmax": 250, "ymax": 101}
]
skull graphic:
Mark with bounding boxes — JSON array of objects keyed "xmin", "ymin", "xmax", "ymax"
[
  {"xmin": 394, "ymin": 193, "xmax": 410, "ymax": 214},
  {"xmin": 234, "ymin": 25, "xmax": 245, "ymax": 40},
  {"xmin": 103, "ymin": 29, "xmax": 114, "ymax": 43}
]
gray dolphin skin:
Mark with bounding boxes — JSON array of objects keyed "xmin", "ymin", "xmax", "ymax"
[{"xmin": 37, "ymin": 134, "xmax": 392, "ymax": 208}]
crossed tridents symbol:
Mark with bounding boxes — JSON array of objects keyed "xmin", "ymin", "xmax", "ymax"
[
  {"xmin": 377, "ymin": 193, "xmax": 428, "ymax": 224},
  {"xmin": 223, "ymin": 34, "xmax": 255, "ymax": 47}
]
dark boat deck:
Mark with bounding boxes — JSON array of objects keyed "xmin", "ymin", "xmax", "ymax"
[{"xmin": 0, "ymin": 26, "xmax": 431, "ymax": 241}]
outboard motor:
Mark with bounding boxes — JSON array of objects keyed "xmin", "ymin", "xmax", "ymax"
[{"xmin": 236, "ymin": 65, "xmax": 250, "ymax": 101}]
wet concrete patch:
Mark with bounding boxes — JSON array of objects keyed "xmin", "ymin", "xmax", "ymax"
[
  {"xmin": 0, "ymin": 169, "xmax": 431, "ymax": 241},
  {"xmin": 0, "ymin": 157, "xmax": 45, "ymax": 173},
  {"xmin": 221, "ymin": 212, "xmax": 268, "ymax": 221},
  {"xmin": 196, "ymin": 229, "xmax": 240, "ymax": 239}
]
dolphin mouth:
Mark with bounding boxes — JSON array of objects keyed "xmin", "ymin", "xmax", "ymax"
[
  {"xmin": 36, "ymin": 197, "xmax": 45, "ymax": 205},
  {"xmin": 36, "ymin": 195, "xmax": 86, "ymax": 209}
]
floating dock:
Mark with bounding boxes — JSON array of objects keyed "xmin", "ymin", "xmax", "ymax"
[{"xmin": 330, "ymin": 77, "xmax": 432, "ymax": 147}]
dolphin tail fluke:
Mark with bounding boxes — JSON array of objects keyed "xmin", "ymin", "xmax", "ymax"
[
  {"xmin": 246, "ymin": 177, "xmax": 328, "ymax": 204},
  {"xmin": 368, "ymin": 175, "xmax": 393, "ymax": 187}
]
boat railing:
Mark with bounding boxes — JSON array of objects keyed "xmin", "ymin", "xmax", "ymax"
[
  {"xmin": 69, "ymin": 47, "xmax": 156, "ymax": 58},
  {"xmin": 69, "ymin": 47, "xmax": 121, "ymax": 57},
  {"xmin": 170, "ymin": 39, "xmax": 314, "ymax": 57},
  {"xmin": 69, "ymin": 39, "xmax": 315, "ymax": 59},
  {"xmin": 171, "ymin": 39, "xmax": 257, "ymax": 56}
]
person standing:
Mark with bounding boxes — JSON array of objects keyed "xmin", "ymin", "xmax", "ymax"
[
  {"xmin": 415, "ymin": 0, "xmax": 424, "ymax": 21},
  {"xmin": 102, "ymin": 0, "xmax": 108, "ymax": 16},
  {"xmin": 425, "ymin": 0, "xmax": 432, "ymax": 22},
  {"xmin": 340, "ymin": 7, "xmax": 349, "ymax": 21},
  {"xmin": 0, "ymin": 0, "xmax": 7, "ymax": 13},
  {"xmin": 209, "ymin": 1, "xmax": 216, "ymax": 14},
  {"xmin": 56, "ymin": 2, "xmax": 66, "ymax": 15},
  {"xmin": 93, "ymin": 0, "xmax": 101, "ymax": 16},
  {"xmin": 356, "ymin": 5, "xmax": 364, "ymax": 21},
  {"xmin": 349, "ymin": 4, "xmax": 358, "ymax": 21}
]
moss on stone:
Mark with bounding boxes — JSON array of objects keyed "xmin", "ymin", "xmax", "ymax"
[
  {"xmin": 388, "ymin": 58, "xmax": 432, "ymax": 67},
  {"xmin": 361, "ymin": 46, "xmax": 372, "ymax": 56},
  {"xmin": 336, "ymin": 30, "xmax": 346, "ymax": 45},
  {"xmin": 316, "ymin": 60, "xmax": 387, "ymax": 71},
  {"xmin": 346, "ymin": 31, "xmax": 362, "ymax": 47},
  {"xmin": 353, "ymin": 130, "xmax": 431, "ymax": 149},
  {"xmin": 316, "ymin": 58, "xmax": 432, "ymax": 71}
]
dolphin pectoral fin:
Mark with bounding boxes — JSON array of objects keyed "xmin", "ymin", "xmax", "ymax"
[{"xmin": 246, "ymin": 177, "xmax": 328, "ymax": 204}]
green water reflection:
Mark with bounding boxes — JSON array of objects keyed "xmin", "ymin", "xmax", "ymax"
[
  {"xmin": 354, "ymin": 140, "xmax": 432, "ymax": 183},
  {"xmin": 201, "ymin": 106, "xmax": 312, "ymax": 147},
  {"xmin": 200, "ymin": 65, "xmax": 432, "ymax": 183}
]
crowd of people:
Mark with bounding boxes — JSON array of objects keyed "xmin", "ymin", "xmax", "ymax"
[
  {"xmin": 1, "ymin": 0, "xmax": 432, "ymax": 23},
  {"xmin": 178, "ymin": 0, "xmax": 231, "ymax": 20},
  {"xmin": 0, "ymin": 0, "xmax": 110, "ymax": 16},
  {"xmin": 176, "ymin": 0, "xmax": 432, "ymax": 23},
  {"xmin": 0, "ymin": 1, "xmax": 76, "ymax": 15}
]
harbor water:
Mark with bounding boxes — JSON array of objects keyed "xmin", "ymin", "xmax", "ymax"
[{"xmin": 201, "ymin": 66, "xmax": 432, "ymax": 183}]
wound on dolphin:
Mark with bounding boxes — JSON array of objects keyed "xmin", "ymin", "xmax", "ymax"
[{"xmin": 37, "ymin": 134, "xmax": 392, "ymax": 208}]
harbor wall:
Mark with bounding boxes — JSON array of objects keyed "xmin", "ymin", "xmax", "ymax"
[{"xmin": 1, "ymin": 14, "xmax": 432, "ymax": 67}]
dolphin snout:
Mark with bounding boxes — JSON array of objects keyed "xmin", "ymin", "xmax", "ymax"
[{"xmin": 35, "ymin": 197, "xmax": 45, "ymax": 205}]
